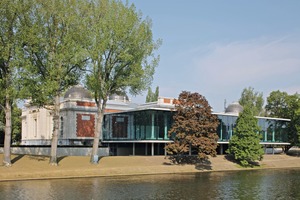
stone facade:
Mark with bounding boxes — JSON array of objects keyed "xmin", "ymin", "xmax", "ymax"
[{"xmin": 21, "ymin": 85, "xmax": 134, "ymax": 146}]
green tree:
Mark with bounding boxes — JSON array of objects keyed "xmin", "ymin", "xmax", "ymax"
[
  {"xmin": 165, "ymin": 91, "xmax": 219, "ymax": 163},
  {"xmin": 84, "ymin": 0, "xmax": 160, "ymax": 164},
  {"xmin": 239, "ymin": 87, "xmax": 264, "ymax": 116},
  {"xmin": 227, "ymin": 106, "xmax": 264, "ymax": 167},
  {"xmin": 265, "ymin": 91, "xmax": 300, "ymax": 146},
  {"xmin": 0, "ymin": 102, "xmax": 22, "ymax": 145},
  {"xmin": 21, "ymin": 0, "xmax": 86, "ymax": 165},
  {"xmin": 0, "ymin": 0, "xmax": 25, "ymax": 166},
  {"xmin": 11, "ymin": 103, "xmax": 21, "ymax": 144},
  {"xmin": 145, "ymin": 86, "xmax": 159, "ymax": 102},
  {"xmin": 0, "ymin": 104, "xmax": 4, "ymax": 144}
]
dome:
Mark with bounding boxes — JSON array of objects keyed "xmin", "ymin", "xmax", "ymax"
[
  {"xmin": 225, "ymin": 102, "xmax": 243, "ymax": 114},
  {"xmin": 64, "ymin": 85, "xmax": 92, "ymax": 100}
]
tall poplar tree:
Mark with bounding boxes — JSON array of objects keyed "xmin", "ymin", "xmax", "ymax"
[
  {"xmin": 165, "ymin": 91, "xmax": 219, "ymax": 163},
  {"xmin": 227, "ymin": 106, "xmax": 264, "ymax": 167},
  {"xmin": 239, "ymin": 87, "xmax": 264, "ymax": 116},
  {"xmin": 85, "ymin": 0, "xmax": 160, "ymax": 164},
  {"xmin": 0, "ymin": 0, "xmax": 24, "ymax": 166},
  {"xmin": 21, "ymin": 0, "xmax": 86, "ymax": 165},
  {"xmin": 146, "ymin": 86, "xmax": 159, "ymax": 102}
]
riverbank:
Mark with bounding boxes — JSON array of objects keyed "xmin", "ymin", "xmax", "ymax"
[{"xmin": 0, "ymin": 154, "xmax": 300, "ymax": 181}]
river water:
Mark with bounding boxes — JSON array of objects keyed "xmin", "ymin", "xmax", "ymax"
[{"xmin": 0, "ymin": 169, "xmax": 299, "ymax": 200}]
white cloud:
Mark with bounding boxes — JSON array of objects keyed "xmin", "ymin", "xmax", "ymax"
[
  {"xmin": 131, "ymin": 35, "xmax": 300, "ymax": 112},
  {"xmin": 194, "ymin": 36, "xmax": 300, "ymax": 88},
  {"xmin": 186, "ymin": 36, "xmax": 300, "ymax": 111}
]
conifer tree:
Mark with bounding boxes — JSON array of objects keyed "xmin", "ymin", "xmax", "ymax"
[{"xmin": 227, "ymin": 106, "xmax": 264, "ymax": 167}]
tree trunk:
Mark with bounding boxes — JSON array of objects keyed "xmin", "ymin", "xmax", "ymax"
[
  {"xmin": 3, "ymin": 95, "xmax": 12, "ymax": 167},
  {"xmin": 90, "ymin": 100, "xmax": 106, "ymax": 164},
  {"xmin": 49, "ymin": 94, "xmax": 60, "ymax": 165}
]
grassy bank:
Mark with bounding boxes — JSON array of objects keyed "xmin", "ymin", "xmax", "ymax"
[{"xmin": 0, "ymin": 154, "xmax": 300, "ymax": 182}]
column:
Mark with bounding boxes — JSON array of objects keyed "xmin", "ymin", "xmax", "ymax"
[
  {"xmin": 151, "ymin": 143, "xmax": 154, "ymax": 156},
  {"xmin": 229, "ymin": 125, "xmax": 232, "ymax": 139},
  {"xmin": 145, "ymin": 143, "xmax": 148, "ymax": 156},
  {"xmin": 151, "ymin": 113, "xmax": 155, "ymax": 139},
  {"xmin": 132, "ymin": 143, "xmax": 135, "ymax": 156},
  {"xmin": 220, "ymin": 144, "xmax": 223, "ymax": 155},
  {"xmin": 164, "ymin": 143, "xmax": 167, "ymax": 156},
  {"xmin": 164, "ymin": 114, "xmax": 168, "ymax": 139},
  {"xmin": 264, "ymin": 131, "xmax": 267, "ymax": 142},
  {"xmin": 219, "ymin": 119, "xmax": 222, "ymax": 141}
]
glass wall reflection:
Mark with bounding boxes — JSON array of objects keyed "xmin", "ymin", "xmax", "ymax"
[
  {"xmin": 216, "ymin": 114, "xmax": 289, "ymax": 143},
  {"xmin": 103, "ymin": 110, "xmax": 290, "ymax": 143}
]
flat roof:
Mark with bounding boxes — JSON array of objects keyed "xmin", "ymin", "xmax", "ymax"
[
  {"xmin": 218, "ymin": 141, "xmax": 291, "ymax": 145},
  {"xmin": 103, "ymin": 140, "xmax": 173, "ymax": 143},
  {"xmin": 105, "ymin": 107, "xmax": 291, "ymax": 121}
]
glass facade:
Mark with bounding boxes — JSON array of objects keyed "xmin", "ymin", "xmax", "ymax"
[
  {"xmin": 103, "ymin": 110, "xmax": 290, "ymax": 143},
  {"xmin": 217, "ymin": 114, "xmax": 290, "ymax": 143},
  {"xmin": 103, "ymin": 110, "xmax": 173, "ymax": 141},
  {"xmin": 257, "ymin": 118, "xmax": 289, "ymax": 142},
  {"xmin": 217, "ymin": 115, "xmax": 238, "ymax": 141}
]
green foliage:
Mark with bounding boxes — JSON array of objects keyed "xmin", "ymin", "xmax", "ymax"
[
  {"xmin": 0, "ymin": 108, "xmax": 4, "ymax": 144},
  {"xmin": 83, "ymin": 0, "xmax": 160, "ymax": 163},
  {"xmin": 17, "ymin": 0, "xmax": 88, "ymax": 164},
  {"xmin": 20, "ymin": 0, "xmax": 86, "ymax": 105},
  {"xmin": 227, "ymin": 106, "xmax": 264, "ymax": 167},
  {"xmin": 165, "ymin": 91, "xmax": 219, "ymax": 162},
  {"xmin": 146, "ymin": 86, "xmax": 159, "ymax": 102},
  {"xmin": 0, "ymin": 0, "xmax": 22, "ymax": 109},
  {"xmin": 265, "ymin": 91, "xmax": 300, "ymax": 146},
  {"xmin": 0, "ymin": 0, "xmax": 26, "ymax": 165},
  {"xmin": 0, "ymin": 102, "xmax": 22, "ymax": 144},
  {"xmin": 85, "ymin": 0, "xmax": 160, "ymax": 101},
  {"xmin": 11, "ymin": 103, "xmax": 21, "ymax": 144},
  {"xmin": 239, "ymin": 87, "xmax": 264, "ymax": 116}
]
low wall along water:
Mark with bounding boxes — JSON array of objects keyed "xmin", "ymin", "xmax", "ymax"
[{"xmin": 0, "ymin": 146, "xmax": 109, "ymax": 157}]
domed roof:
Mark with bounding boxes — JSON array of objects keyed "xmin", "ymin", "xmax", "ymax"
[
  {"xmin": 64, "ymin": 85, "xmax": 92, "ymax": 100},
  {"xmin": 225, "ymin": 102, "xmax": 243, "ymax": 114}
]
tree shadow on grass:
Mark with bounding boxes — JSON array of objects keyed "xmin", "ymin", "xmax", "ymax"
[
  {"xmin": 195, "ymin": 159, "xmax": 212, "ymax": 171},
  {"xmin": 57, "ymin": 156, "xmax": 68, "ymax": 164},
  {"xmin": 165, "ymin": 155, "xmax": 212, "ymax": 171},
  {"xmin": 11, "ymin": 154, "xmax": 25, "ymax": 164},
  {"xmin": 224, "ymin": 154, "xmax": 239, "ymax": 164},
  {"xmin": 28, "ymin": 155, "xmax": 48, "ymax": 161},
  {"xmin": 287, "ymin": 151, "xmax": 300, "ymax": 157},
  {"xmin": 224, "ymin": 154, "xmax": 260, "ymax": 168},
  {"xmin": 98, "ymin": 156, "xmax": 105, "ymax": 163}
]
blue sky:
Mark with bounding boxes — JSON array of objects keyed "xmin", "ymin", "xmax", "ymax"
[{"xmin": 127, "ymin": 1, "xmax": 300, "ymax": 112}]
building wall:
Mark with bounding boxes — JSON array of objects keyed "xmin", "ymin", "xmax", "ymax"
[
  {"xmin": 0, "ymin": 146, "xmax": 109, "ymax": 157},
  {"xmin": 21, "ymin": 96, "xmax": 133, "ymax": 145},
  {"xmin": 76, "ymin": 113, "xmax": 95, "ymax": 137},
  {"xmin": 21, "ymin": 107, "xmax": 53, "ymax": 145}
]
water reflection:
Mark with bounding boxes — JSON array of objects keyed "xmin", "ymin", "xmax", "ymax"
[{"xmin": 0, "ymin": 169, "xmax": 300, "ymax": 200}]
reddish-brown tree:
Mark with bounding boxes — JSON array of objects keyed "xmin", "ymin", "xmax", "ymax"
[{"xmin": 165, "ymin": 91, "xmax": 219, "ymax": 162}]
